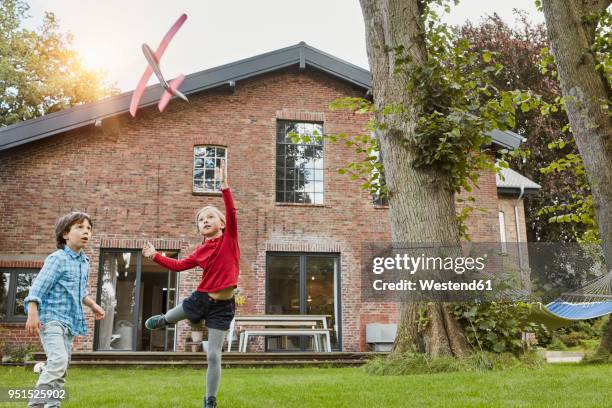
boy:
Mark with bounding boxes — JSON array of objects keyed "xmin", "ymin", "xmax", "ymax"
[{"xmin": 24, "ymin": 211, "xmax": 105, "ymax": 408}]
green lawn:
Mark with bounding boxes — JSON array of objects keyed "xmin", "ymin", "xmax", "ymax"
[{"xmin": 0, "ymin": 364, "xmax": 610, "ymax": 407}]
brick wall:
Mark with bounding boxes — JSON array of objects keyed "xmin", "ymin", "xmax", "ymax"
[
  {"xmin": 0, "ymin": 67, "xmax": 511, "ymax": 352},
  {"xmin": 456, "ymin": 170, "xmax": 501, "ymax": 242}
]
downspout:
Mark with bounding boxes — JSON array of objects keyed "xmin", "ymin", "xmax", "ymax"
[{"xmin": 514, "ymin": 185, "xmax": 525, "ymax": 270}]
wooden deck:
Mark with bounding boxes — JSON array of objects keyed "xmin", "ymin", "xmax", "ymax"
[{"xmin": 25, "ymin": 351, "xmax": 387, "ymax": 368}]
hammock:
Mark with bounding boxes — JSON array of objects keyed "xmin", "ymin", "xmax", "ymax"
[{"xmin": 529, "ymin": 270, "xmax": 612, "ymax": 330}]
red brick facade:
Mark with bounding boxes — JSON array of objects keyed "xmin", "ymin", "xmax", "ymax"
[{"xmin": 0, "ymin": 66, "xmax": 526, "ymax": 353}]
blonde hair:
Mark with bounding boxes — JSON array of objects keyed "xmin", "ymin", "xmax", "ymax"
[{"xmin": 195, "ymin": 206, "xmax": 226, "ymax": 231}]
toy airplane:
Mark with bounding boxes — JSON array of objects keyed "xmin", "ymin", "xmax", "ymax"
[{"xmin": 129, "ymin": 13, "xmax": 188, "ymax": 117}]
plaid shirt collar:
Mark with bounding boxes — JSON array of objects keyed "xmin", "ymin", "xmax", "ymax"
[{"xmin": 63, "ymin": 245, "xmax": 88, "ymax": 262}]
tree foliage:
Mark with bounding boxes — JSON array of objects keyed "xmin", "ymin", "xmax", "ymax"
[
  {"xmin": 302, "ymin": 2, "xmax": 538, "ymax": 239},
  {"xmin": 460, "ymin": 13, "xmax": 593, "ymax": 243},
  {"xmin": 0, "ymin": 0, "xmax": 118, "ymax": 127},
  {"xmin": 536, "ymin": 5, "xmax": 611, "ymax": 246}
]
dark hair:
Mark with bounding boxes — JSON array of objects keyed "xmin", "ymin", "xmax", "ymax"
[{"xmin": 55, "ymin": 211, "xmax": 93, "ymax": 249}]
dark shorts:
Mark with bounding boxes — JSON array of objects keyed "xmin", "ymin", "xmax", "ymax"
[{"xmin": 182, "ymin": 291, "xmax": 235, "ymax": 331}]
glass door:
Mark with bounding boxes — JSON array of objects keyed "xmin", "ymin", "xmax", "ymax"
[
  {"xmin": 96, "ymin": 251, "xmax": 140, "ymax": 351},
  {"xmin": 266, "ymin": 255, "xmax": 301, "ymax": 350},
  {"xmin": 266, "ymin": 253, "xmax": 341, "ymax": 351},
  {"xmin": 95, "ymin": 250, "xmax": 178, "ymax": 351},
  {"xmin": 305, "ymin": 256, "xmax": 339, "ymax": 350},
  {"xmin": 138, "ymin": 251, "xmax": 179, "ymax": 351}
]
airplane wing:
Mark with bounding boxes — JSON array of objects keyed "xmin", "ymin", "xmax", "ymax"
[
  {"xmin": 158, "ymin": 74, "xmax": 186, "ymax": 112},
  {"xmin": 129, "ymin": 13, "xmax": 188, "ymax": 117},
  {"xmin": 141, "ymin": 43, "xmax": 189, "ymax": 112}
]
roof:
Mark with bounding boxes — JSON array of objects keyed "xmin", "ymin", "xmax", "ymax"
[
  {"xmin": 496, "ymin": 167, "xmax": 541, "ymax": 195},
  {"xmin": 0, "ymin": 42, "xmax": 525, "ymax": 152}
]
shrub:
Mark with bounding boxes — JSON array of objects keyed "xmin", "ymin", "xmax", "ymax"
[
  {"xmin": 1, "ymin": 344, "xmax": 37, "ymax": 363},
  {"xmin": 450, "ymin": 302, "xmax": 547, "ymax": 354},
  {"xmin": 551, "ymin": 316, "xmax": 608, "ymax": 349}
]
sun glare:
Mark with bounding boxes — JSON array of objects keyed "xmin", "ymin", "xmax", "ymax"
[{"xmin": 79, "ymin": 48, "xmax": 109, "ymax": 71}]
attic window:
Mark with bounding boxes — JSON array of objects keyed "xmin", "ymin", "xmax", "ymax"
[{"xmin": 193, "ymin": 146, "xmax": 227, "ymax": 193}]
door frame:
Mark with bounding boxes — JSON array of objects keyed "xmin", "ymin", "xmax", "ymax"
[
  {"xmin": 94, "ymin": 248, "xmax": 179, "ymax": 352},
  {"xmin": 265, "ymin": 252, "xmax": 342, "ymax": 351}
]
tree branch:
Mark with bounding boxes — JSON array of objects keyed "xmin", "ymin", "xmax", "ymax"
[
  {"xmin": 578, "ymin": 0, "xmax": 611, "ymax": 44},
  {"xmin": 580, "ymin": 0, "xmax": 611, "ymax": 15}
]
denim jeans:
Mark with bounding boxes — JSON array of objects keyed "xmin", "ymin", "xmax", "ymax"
[{"xmin": 28, "ymin": 321, "xmax": 73, "ymax": 408}]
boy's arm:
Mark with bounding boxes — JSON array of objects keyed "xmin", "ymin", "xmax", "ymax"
[
  {"xmin": 25, "ymin": 302, "xmax": 41, "ymax": 336},
  {"xmin": 23, "ymin": 255, "xmax": 61, "ymax": 311},
  {"xmin": 83, "ymin": 296, "xmax": 105, "ymax": 320},
  {"xmin": 24, "ymin": 254, "xmax": 61, "ymax": 336}
]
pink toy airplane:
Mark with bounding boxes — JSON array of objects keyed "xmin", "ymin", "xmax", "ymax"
[{"xmin": 129, "ymin": 13, "xmax": 188, "ymax": 117}]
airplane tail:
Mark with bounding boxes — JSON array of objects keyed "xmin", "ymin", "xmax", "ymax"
[{"xmin": 158, "ymin": 74, "xmax": 187, "ymax": 112}]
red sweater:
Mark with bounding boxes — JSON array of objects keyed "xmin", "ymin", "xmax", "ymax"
[{"xmin": 152, "ymin": 188, "xmax": 240, "ymax": 293}]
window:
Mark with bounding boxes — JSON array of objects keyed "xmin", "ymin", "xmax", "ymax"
[
  {"xmin": 0, "ymin": 269, "xmax": 37, "ymax": 321},
  {"xmin": 193, "ymin": 146, "xmax": 227, "ymax": 193},
  {"xmin": 276, "ymin": 121, "xmax": 324, "ymax": 204}
]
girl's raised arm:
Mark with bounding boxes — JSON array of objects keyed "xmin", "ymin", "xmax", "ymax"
[{"xmin": 216, "ymin": 160, "xmax": 237, "ymax": 238}]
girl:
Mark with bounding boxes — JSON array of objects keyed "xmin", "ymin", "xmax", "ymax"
[{"xmin": 142, "ymin": 160, "xmax": 238, "ymax": 408}]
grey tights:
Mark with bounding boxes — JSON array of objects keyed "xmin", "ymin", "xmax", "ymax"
[{"xmin": 163, "ymin": 303, "xmax": 226, "ymax": 398}]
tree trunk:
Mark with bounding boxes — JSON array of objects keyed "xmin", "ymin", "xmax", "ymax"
[
  {"xmin": 360, "ymin": 0, "xmax": 470, "ymax": 357},
  {"xmin": 541, "ymin": 0, "xmax": 612, "ymax": 354}
]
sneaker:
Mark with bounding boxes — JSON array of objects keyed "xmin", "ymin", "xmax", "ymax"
[
  {"xmin": 203, "ymin": 396, "xmax": 217, "ymax": 408},
  {"xmin": 145, "ymin": 315, "xmax": 167, "ymax": 330}
]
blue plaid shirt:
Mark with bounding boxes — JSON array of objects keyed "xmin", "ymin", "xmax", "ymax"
[{"xmin": 24, "ymin": 246, "xmax": 90, "ymax": 336}]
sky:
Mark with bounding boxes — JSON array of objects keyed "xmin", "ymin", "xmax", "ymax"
[{"xmin": 24, "ymin": 0, "xmax": 544, "ymax": 92}]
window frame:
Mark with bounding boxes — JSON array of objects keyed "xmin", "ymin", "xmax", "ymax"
[
  {"xmin": 192, "ymin": 145, "xmax": 228, "ymax": 196},
  {"xmin": 0, "ymin": 268, "xmax": 38, "ymax": 322},
  {"xmin": 275, "ymin": 120, "xmax": 325, "ymax": 205}
]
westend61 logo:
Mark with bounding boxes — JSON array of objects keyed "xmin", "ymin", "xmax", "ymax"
[{"xmin": 361, "ymin": 242, "xmax": 606, "ymax": 303}]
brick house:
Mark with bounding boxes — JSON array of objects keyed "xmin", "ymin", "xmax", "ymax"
[{"xmin": 0, "ymin": 43, "xmax": 539, "ymax": 353}]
